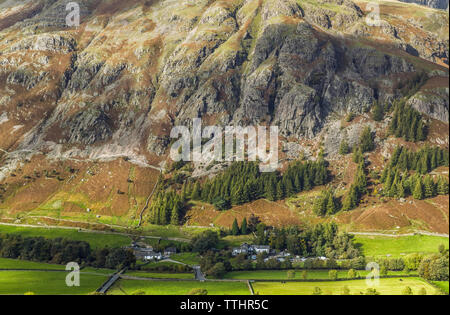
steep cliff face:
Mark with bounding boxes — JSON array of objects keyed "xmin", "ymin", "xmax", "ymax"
[
  {"xmin": 0, "ymin": 0, "xmax": 448, "ymax": 182},
  {"xmin": 398, "ymin": 0, "xmax": 449, "ymax": 10}
]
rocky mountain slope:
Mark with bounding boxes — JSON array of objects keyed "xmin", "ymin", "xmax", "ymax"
[{"xmin": 0, "ymin": 0, "xmax": 448, "ymax": 232}]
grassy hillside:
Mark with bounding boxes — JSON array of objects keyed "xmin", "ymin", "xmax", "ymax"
[{"xmin": 0, "ymin": 225, "xmax": 131, "ymax": 249}]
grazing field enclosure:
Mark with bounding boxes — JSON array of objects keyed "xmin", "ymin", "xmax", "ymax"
[
  {"xmin": 252, "ymin": 278, "xmax": 437, "ymax": 295},
  {"xmin": 108, "ymin": 280, "xmax": 251, "ymax": 295},
  {"xmin": 0, "ymin": 271, "xmax": 107, "ymax": 295},
  {"xmin": 354, "ymin": 234, "xmax": 449, "ymax": 258}
]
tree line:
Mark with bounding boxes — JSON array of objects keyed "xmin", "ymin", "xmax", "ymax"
[
  {"xmin": 0, "ymin": 234, "xmax": 136, "ymax": 270},
  {"xmin": 148, "ymin": 159, "xmax": 329, "ymax": 226},
  {"xmin": 188, "ymin": 160, "xmax": 328, "ymax": 210},
  {"xmin": 388, "ymin": 145, "xmax": 449, "ymax": 174},
  {"xmin": 254, "ymin": 223, "xmax": 360, "ymax": 260}
]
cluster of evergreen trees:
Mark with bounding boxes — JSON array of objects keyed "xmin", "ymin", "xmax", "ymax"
[
  {"xmin": 254, "ymin": 223, "xmax": 360, "ymax": 259},
  {"xmin": 382, "ymin": 171, "xmax": 448, "ymax": 200},
  {"xmin": 183, "ymin": 160, "xmax": 328, "ymax": 211},
  {"xmin": 359, "ymin": 126, "xmax": 375, "ymax": 153},
  {"xmin": 148, "ymin": 159, "xmax": 328, "ymax": 226},
  {"xmin": 312, "ymin": 189, "xmax": 339, "ymax": 217},
  {"xmin": 388, "ymin": 146, "xmax": 449, "ymax": 174},
  {"xmin": 379, "ymin": 145, "xmax": 449, "ymax": 199},
  {"xmin": 231, "ymin": 218, "xmax": 249, "ymax": 236},
  {"xmin": 342, "ymin": 152, "xmax": 369, "ymax": 211},
  {"xmin": 330, "ymin": 128, "xmax": 374, "ymax": 214},
  {"xmin": 0, "ymin": 234, "xmax": 136, "ymax": 269},
  {"xmin": 148, "ymin": 189, "xmax": 186, "ymax": 226},
  {"xmin": 389, "ymin": 100, "xmax": 427, "ymax": 142}
]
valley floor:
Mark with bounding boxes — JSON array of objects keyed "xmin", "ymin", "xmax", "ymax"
[{"xmin": 1, "ymin": 257, "xmax": 447, "ymax": 295}]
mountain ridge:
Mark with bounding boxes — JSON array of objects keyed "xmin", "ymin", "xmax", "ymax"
[{"xmin": 0, "ymin": 0, "xmax": 448, "ymax": 233}]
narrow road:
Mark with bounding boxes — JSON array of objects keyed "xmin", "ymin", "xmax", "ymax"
[
  {"xmin": 193, "ymin": 266, "xmax": 206, "ymax": 281},
  {"xmin": 96, "ymin": 269, "xmax": 126, "ymax": 294},
  {"xmin": 159, "ymin": 259, "xmax": 187, "ymax": 265}
]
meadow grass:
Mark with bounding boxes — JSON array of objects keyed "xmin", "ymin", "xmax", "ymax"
[
  {"xmin": 170, "ymin": 252, "xmax": 201, "ymax": 266},
  {"xmin": 223, "ymin": 269, "xmax": 416, "ymax": 280},
  {"xmin": 252, "ymin": 277, "xmax": 436, "ymax": 295},
  {"xmin": 0, "ymin": 258, "xmax": 66, "ymax": 270},
  {"xmin": 0, "ymin": 225, "xmax": 131, "ymax": 249},
  {"xmin": 0, "ymin": 270, "xmax": 107, "ymax": 295},
  {"xmin": 108, "ymin": 280, "xmax": 250, "ymax": 295},
  {"xmin": 80, "ymin": 267, "xmax": 116, "ymax": 275},
  {"xmin": 354, "ymin": 234, "xmax": 449, "ymax": 258},
  {"xmin": 432, "ymin": 281, "xmax": 449, "ymax": 294}
]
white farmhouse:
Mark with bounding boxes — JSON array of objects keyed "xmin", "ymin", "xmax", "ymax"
[{"xmin": 252, "ymin": 245, "xmax": 270, "ymax": 254}]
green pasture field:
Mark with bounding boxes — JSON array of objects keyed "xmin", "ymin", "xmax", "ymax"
[
  {"xmin": 0, "ymin": 258, "xmax": 66, "ymax": 270},
  {"xmin": 108, "ymin": 280, "xmax": 251, "ymax": 295},
  {"xmin": 432, "ymin": 281, "xmax": 449, "ymax": 294},
  {"xmin": 170, "ymin": 252, "xmax": 201, "ymax": 266},
  {"xmin": 0, "ymin": 270, "xmax": 107, "ymax": 295},
  {"xmin": 223, "ymin": 269, "xmax": 416, "ymax": 280},
  {"xmin": 252, "ymin": 277, "xmax": 436, "ymax": 295},
  {"xmin": 354, "ymin": 234, "xmax": 449, "ymax": 258}
]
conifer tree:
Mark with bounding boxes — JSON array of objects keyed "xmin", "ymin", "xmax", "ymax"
[
  {"xmin": 437, "ymin": 177, "xmax": 449, "ymax": 195},
  {"xmin": 191, "ymin": 182, "xmax": 201, "ymax": 200},
  {"xmin": 413, "ymin": 178, "xmax": 424, "ymax": 200},
  {"xmin": 423, "ymin": 175, "xmax": 435, "ymax": 198},
  {"xmin": 181, "ymin": 181, "xmax": 188, "ymax": 201},
  {"xmin": 326, "ymin": 193, "xmax": 336, "ymax": 215},
  {"xmin": 342, "ymin": 192, "xmax": 353, "ymax": 211},
  {"xmin": 276, "ymin": 181, "xmax": 286, "ymax": 200},
  {"xmin": 352, "ymin": 147, "xmax": 364, "ymax": 164},
  {"xmin": 171, "ymin": 204, "xmax": 180, "ymax": 225},
  {"xmin": 396, "ymin": 179, "xmax": 405, "ymax": 198},
  {"xmin": 339, "ymin": 139, "xmax": 350, "ymax": 155},
  {"xmin": 372, "ymin": 102, "xmax": 384, "ymax": 121},
  {"xmin": 232, "ymin": 218, "xmax": 240, "ymax": 236},
  {"xmin": 359, "ymin": 126, "xmax": 375, "ymax": 153},
  {"xmin": 265, "ymin": 177, "xmax": 277, "ymax": 201},
  {"xmin": 313, "ymin": 192, "xmax": 327, "ymax": 216},
  {"xmin": 241, "ymin": 218, "xmax": 248, "ymax": 235}
]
